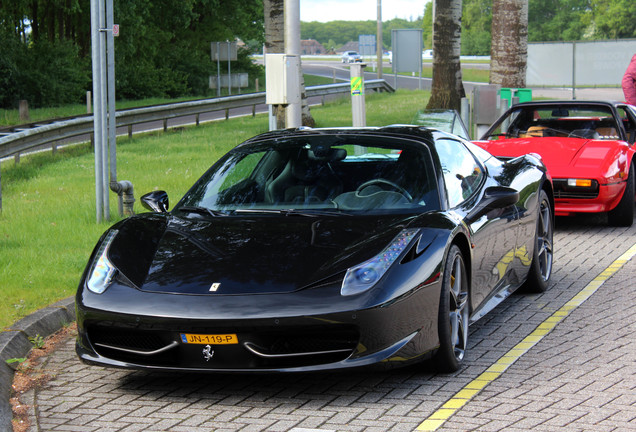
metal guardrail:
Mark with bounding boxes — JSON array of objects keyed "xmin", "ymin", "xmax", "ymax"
[
  {"xmin": 0, "ymin": 79, "xmax": 394, "ymax": 209},
  {"xmin": 0, "ymin": 80, "xmax": 393, "ymax": 160}
]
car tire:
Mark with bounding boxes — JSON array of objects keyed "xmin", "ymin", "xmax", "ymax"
[
  {"xmin": 432, "ymin": 244, "xmax": 469, "ymax": 373},
  {"xmin": 608, "ymin": 163, "xmax": 634, "ymax": 227},
  {"xmin": 522, "ymin": 189, "xmax": 553, "ymax": 293}
]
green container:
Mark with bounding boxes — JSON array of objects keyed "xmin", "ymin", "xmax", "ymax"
[
  {"xmin": 499, "ymin": 87, "xmax": 512, "ymax": 104},
  {"xmin": 514, "ymin": 88, "xmax": 532, "ymax": 103}
]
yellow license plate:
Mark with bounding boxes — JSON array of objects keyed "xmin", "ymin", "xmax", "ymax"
[{"xmin": 180, "ymin": 333, "xmax": 238, "ymax": 345}]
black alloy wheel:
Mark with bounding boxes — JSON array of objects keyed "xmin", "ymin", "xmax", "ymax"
[
  {"xmin": 523, "ymin": 189, "xmax": 553, "ymax": 293},
  {"xmin": 433, "ymin": 244, "xmax": 469, "ymax": 373}
]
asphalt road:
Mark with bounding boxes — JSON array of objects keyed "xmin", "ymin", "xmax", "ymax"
[
  {"xmin": 303, "ymin": 60, "xmax": 625, "ymax": 102},
  {"xmin": 12, "ymin": 211, "xmax": 636, "ymax": 431}
]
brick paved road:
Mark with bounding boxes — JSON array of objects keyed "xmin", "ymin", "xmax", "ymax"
[{"xmin": 17, "ymin": 213, "xmax": 636, "ymax": 431}]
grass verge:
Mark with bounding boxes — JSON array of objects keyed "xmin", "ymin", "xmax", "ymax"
[{"xmin": 0, "ymin": 88, "xmax": 430, "ymax": 329}]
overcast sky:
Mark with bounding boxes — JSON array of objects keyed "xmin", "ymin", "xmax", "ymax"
[{"xmin": 300, "ymin": 0, "xmax": 429, "ymax": 23}]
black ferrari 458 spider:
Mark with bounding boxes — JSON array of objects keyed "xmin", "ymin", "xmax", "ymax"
[{"xmin": 76, "ymin": 126, "xmax": 554, "ymax": 373}]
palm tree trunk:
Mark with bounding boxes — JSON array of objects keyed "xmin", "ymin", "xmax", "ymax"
[
  {"xmin": 426, "ymin": 0, "xmax": 465, "ymax": 111},
  {"xmin": 490, "ymin": 0, "xmax": 528, "ymax": 88},
  {"xmin": 264, "ymin": 0, "xmax": 286, "ymax": 129}
]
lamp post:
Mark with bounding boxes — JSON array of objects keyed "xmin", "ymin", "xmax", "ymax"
[{"xmin": 377, "ymin": 0, "xmax": 382, "ymax": 79}]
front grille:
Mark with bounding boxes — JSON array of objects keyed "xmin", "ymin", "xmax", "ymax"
[
  {"xmin": 86, "ymin": 323, "xmax": 359, "ymax": 369},
  {"xmin": 89, "ymin": 326, "xmax": 167, "ymax": 351}
]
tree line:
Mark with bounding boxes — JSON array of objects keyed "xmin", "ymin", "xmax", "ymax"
[
  {"xmin": 300, "ymin": 0, "xmax": 635, "ymax": 56},
  {"xmin": 459, "ymin": 0, "xmax": 635, "ymax": 56},
  {"xmin": 301, "ymin": 18, "xmax": 423, "ymax": 53},
  {"xmin": 0, "ymin": 0, "xmax": 264, "ymax": 109},
  {"xmin": 1, "ymin": 0, "xmax": 634, "ymax": 110}
]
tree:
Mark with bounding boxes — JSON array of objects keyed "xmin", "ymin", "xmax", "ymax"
[
  {"xmin": 490, "ymin": 0, "xmax": 528, "ymax": 88},
  {"xmin": 461, "ymin": 0, "xmax": 492, "ymax": 55},
  {"xmin": 264, "ymin": 0, "xmax": 286, "ymax": 129},
  {"xmin": 426, "ymin": 0, "xmax": 465, "ymax": 111},
  {"xmin": 422, "ymin": 3, "xmax": 433, "ymax": 51},
  {"xmin": 0, "ymin": 0, "xmax": 266, "ymax": 108},
  {"xmin": 263, "ymin": 0, "xmax": 315, "ymax": 128},
  {"xmin": 590, "ymin": 0, "xmax": 636, "ymax": 39},
  {"xmin": 528, "ymin": 0, "xmax": 591, "ymax": 42}
]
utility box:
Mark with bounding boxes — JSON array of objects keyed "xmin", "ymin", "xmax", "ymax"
[
  {"xmin": 473, "ymin": 84, "xmax": 501, "ymax": 138},
  {"xmin": 265, "ymin": 54, "xmax": 301, "ymax": 105},
  {"xmin": 473, "ymin": 85, "xmax": 501, "ymax": 124}
]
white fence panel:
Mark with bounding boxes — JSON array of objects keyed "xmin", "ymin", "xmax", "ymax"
[{"xmin": 527, "ymin": 39, "xmax": 636, "ymax": 87}]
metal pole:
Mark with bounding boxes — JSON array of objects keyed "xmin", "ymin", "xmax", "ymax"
[
  {"xmin": 106, "ymin": 0, "xmax": 121, "ymax": 216},
  {"xmin": 376, "ymin": 0, "xmax": 382, "ymax": 79},
  {"xmin": 461, "ymin": 97, "xmax": 470, "ymax": 139},
  {"xmin": 285, "ymin": 0, "xmax": 302, "ymax": 128},
  {"xmin": 351, "ymin": 63, "xmax": 366, "ymax": 128},
  {"xmin": 98, "ymin": 0, "xmax": 109, "ymax": 220},
  {"xmin": 90, "ymin": 0, "xmax": 104, "ymax": 223},
  {"xmin": 572, "ymin": 42, "xmax": 576, "ymax": 100},
  {"xmin": 227, "ymin": 41, "xmax": 232, "ymax": 95},
  {"xmin": 217, "ymin": 42, "xmax": 221, "ymax": 97}
]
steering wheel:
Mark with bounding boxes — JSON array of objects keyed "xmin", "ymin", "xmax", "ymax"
[{"xmin": 356, "ymin": 179, "xmax": 413, "ymax": 202}]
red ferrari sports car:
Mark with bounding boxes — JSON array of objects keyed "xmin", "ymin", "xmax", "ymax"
[{"xmin": 475, "ymin": 101, "xmax": 635, "ymax": 226}]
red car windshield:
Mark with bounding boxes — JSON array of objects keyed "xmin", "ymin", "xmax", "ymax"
[{"xmin": 485, "ymin": 105, "xmax": 620, "ymax": 140}]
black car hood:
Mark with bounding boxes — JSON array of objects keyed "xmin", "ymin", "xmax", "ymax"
[{"xmin": 109, "ymin": 213, "xmax": 416, "ymax": 296}]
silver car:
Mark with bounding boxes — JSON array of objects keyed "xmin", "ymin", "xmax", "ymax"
[{"xmin": 341, "ymin": 51, "xmax": 362, "ymax": 63}]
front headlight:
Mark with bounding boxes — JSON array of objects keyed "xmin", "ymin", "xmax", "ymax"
[
  {"xmin": 86, "ymin": 230, "xmax": 119, "ymax": 294},
  {"xmin": 341, "ymin": 228, "xmax": 419, "ymax": 296}
]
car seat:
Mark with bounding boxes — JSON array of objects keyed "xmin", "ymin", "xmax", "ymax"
[{"xmin": 265, "ymin": 148, "xmax": 344, "ymax": 204}]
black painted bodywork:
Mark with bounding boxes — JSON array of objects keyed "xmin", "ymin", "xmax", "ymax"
[{"xmin": 76, "ymin": 127, "xmax": 552, "ymax": 372}]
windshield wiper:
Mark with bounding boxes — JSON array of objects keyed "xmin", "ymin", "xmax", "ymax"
[
  {"xmin": 234, "ymin": 208, "xmax": 349, "ymax": 217},
  {"xmin": 178, "ymin": 206, "xmax": 228, "ymax": 217}
]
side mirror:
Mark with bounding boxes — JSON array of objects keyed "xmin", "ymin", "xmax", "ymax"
[
  {"xmin": 141, "ymin": 190, "xmax": 169, "ymax": 213},
  {"xmin": 467, "ymin": 186, "xmax": 519, "ymax": 221}
]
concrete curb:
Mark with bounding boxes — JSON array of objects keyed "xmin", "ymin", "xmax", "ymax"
[{"xmin": 0, "ymin": 297, "xmax": 75, "ymax": 432}]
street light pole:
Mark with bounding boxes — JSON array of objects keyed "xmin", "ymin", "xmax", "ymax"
[
  {"xmin": 285, "ymin": 0, "xmax": 302, "ymax": 128},
  {"xmin": 90, "ymin": 0, "xmax": 105, "ymax": 223},
  {"xmin": 377, "ymin": 0, "xmax": 382, "ymax": 79}
]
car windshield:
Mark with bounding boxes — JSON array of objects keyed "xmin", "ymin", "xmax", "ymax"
[
  {"xmin": 177, "ymin": 134, "xmax": 440, "ymax": 215},
  {"xmin": 483, "ymin": 104, "xmax": 620, "ymax": 140},
  {"xmin": 412, "ymin": 109, "xmax": 470, "ymax": 139}
]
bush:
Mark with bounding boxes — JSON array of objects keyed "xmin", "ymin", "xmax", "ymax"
[
  {"xmin": 18, "ymin": 40, "xmax": 90, "ymax": 108},
  {"xmin": 116, "ymin": 61, "xmax": 190, "ymax": 100},
  {"xmin": 0, "ymin": 34, "xmax": 26, "ymax": 108}
]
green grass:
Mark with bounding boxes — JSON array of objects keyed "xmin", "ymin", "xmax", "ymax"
[{"xmin": 0, "ymin": 88, "xmax": 431, "ymax": 329}]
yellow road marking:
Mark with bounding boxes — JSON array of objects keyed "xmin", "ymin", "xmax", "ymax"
[{"xmin": 416, "ymin": 242, "xmax": 636, "ymax": 431}]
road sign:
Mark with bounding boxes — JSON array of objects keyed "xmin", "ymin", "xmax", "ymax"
[
  {"xmin": 359, "ymin": 34, "xmax": 376, "ymax": 56},
  {"xmin": 112, "ymin": 24, "xmax": 119, "ymax": 37},
  {"xmin": 211, "ymin": 42, "xmax": 238, "ymax": 62},
  {"xmin": 351, "ymin": 77, "xmax": 363, "ymax": 95}
]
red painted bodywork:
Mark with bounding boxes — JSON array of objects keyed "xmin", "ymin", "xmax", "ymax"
[{"xmin": 474, "ymin": 136, "xmax": 634, "ymax": 216}]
